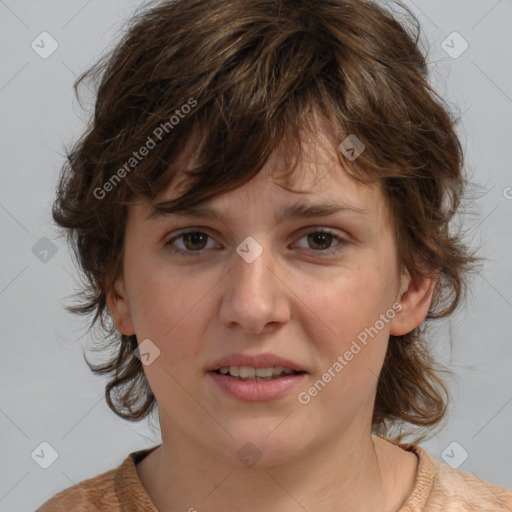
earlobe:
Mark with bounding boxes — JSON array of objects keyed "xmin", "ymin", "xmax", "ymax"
[
  {"xmin": 106, "ymin": 278, "xmax": 136, "ymax": 336},
  {"xmin": 390, "ymin": 269, "xmax": 437, "ymax": 336}
]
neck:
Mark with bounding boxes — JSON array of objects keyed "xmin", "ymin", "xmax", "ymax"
[{"xmin": 137, "ymin": 416, "xmax": 402, "ymax": 512}]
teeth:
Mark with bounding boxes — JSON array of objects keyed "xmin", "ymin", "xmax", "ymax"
[
  {"xmin": 216, "ymin": 366, "xmax": 297, "ymax": 380},
  {"xmin": 255, "ymin": 367, "xmax": 273, "ymax": 378},
  {"xmin": 238, "ymin": 366, "xmax": 255, "ymax": 379}
]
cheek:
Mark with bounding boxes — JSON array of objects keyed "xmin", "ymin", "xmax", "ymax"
[
  {"xmin": 126, "ymin": 257, "xmax": 218, "ymax": 360},
  {"xmin": 298, "ymin": 263, "xmax": 394, "ymax": 350},
  {"xmin": 126, "ymin": 249, "xmax": 190, "ymax": 324},
  {"xmin": 298, "ymin": 270, "xmax": 394, "ymax": 409}
]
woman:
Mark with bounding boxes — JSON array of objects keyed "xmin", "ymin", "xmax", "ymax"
[{"xmin": 38, "ymin": 0, "xmax": 512, "ymax": 510}]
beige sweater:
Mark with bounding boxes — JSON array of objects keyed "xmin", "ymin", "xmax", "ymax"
[{"xmin": 36, "ymin": 438, "xmax": 512, "ymax": 511}]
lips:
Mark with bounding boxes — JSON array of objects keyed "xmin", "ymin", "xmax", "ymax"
[
  {"xmin": 205, "ymin": 353, "xmax": 307, "ymax": 373},
  {"xmin": 208, "ymin": 369, "xmax": 307, "ymax": 401}
]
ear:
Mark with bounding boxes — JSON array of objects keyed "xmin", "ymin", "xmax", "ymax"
[
  {"xmin": 106, "ymin": 275, "xmax": 136, "ymax": 336},
  {"xmin": 389, "ymin": 267, "xmax": 437, "ymax": 336}
]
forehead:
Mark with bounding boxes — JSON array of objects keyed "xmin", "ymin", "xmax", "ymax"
[
  {"xmin": 135, "ymin": 112, "xmax": 389, "ymax": 226},
  {"xmin": 171, "ymin": 156, "xmax": 377, "ymax": 214}
]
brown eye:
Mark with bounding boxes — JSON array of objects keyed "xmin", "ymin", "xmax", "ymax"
[
  {"xmin": 293, "ymin": 228, "xmax": 347, "ymax": 256},
  {"xmin": 165, "ymin": 228, "xmax": 347, "ymax": 258},
  {"xmin": 307, "ymin": 232, "xmax": 334, "ymax": 250},
  {"xmin": 181, "ymin": 232, "xmax": 208, "ymax": 251},
  {"xmin": 165, "ymin": 230, "xmax": 217, "ymax": 256}
]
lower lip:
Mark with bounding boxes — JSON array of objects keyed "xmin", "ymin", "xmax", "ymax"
[{"xmin": 207, "ymin": 371, "xmax": 307, "ymax": 401}]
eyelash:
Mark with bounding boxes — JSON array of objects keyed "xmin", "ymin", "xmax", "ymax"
[{"xmin": 164, "ymin": 228, "xmax": 348, "ymax": 257}]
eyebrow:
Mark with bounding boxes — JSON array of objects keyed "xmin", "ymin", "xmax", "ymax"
[{"xmin": 148, "ymin": 200, "xmax": 369, "ymax": 223}]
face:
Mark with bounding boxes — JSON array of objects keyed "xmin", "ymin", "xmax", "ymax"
[{"xmin": 108, "ymin": 122, "xmax": 434, "ymax": 467}]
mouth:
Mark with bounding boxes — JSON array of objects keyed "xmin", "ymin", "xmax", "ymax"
[
  {"xmin": 207, "ymin": 365, "xmax": 308, "ymax": 401},
  {"xmin": 210, "ymin": 366, "xmax": 307, "ymax": 382}
]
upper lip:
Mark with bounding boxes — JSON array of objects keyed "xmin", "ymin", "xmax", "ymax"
[{"xmin": 206, "ymin": 353, "xmax": 307, "ymax": 373}]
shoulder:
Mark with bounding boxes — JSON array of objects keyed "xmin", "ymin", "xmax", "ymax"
[
  {"xmin": 34, "ymin": 445, "xmax": 160, "ymax": 512},
  {"xmin": 34, "ymin": 467, "xmax": 118, "ymax": 512},
  {"xmin": 378, "ymin": 436, "xmax": 512, "ymax": 511},
  {"xmin": 420, "ymin": 446, "xmax": 512, "ymax": 511}
]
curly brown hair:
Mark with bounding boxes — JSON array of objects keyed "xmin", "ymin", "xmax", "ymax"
[{"xmin": 52, "ymin": 0, "xmax": 479, "ymax": 442}]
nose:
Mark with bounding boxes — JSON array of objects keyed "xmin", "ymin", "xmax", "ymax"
[{"xmin": 218, "ymin": 237, "xmax": 291, "ymax": 334}]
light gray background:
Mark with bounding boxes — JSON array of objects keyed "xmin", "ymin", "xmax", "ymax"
[{"xmin": 1, "ymin": 1, "xmax": 511, "ymax": 510}]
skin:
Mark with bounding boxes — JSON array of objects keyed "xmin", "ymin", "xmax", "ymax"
[{"xmin": 107, "ymin": 117, "xmax": 436, "ymax": 512}]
